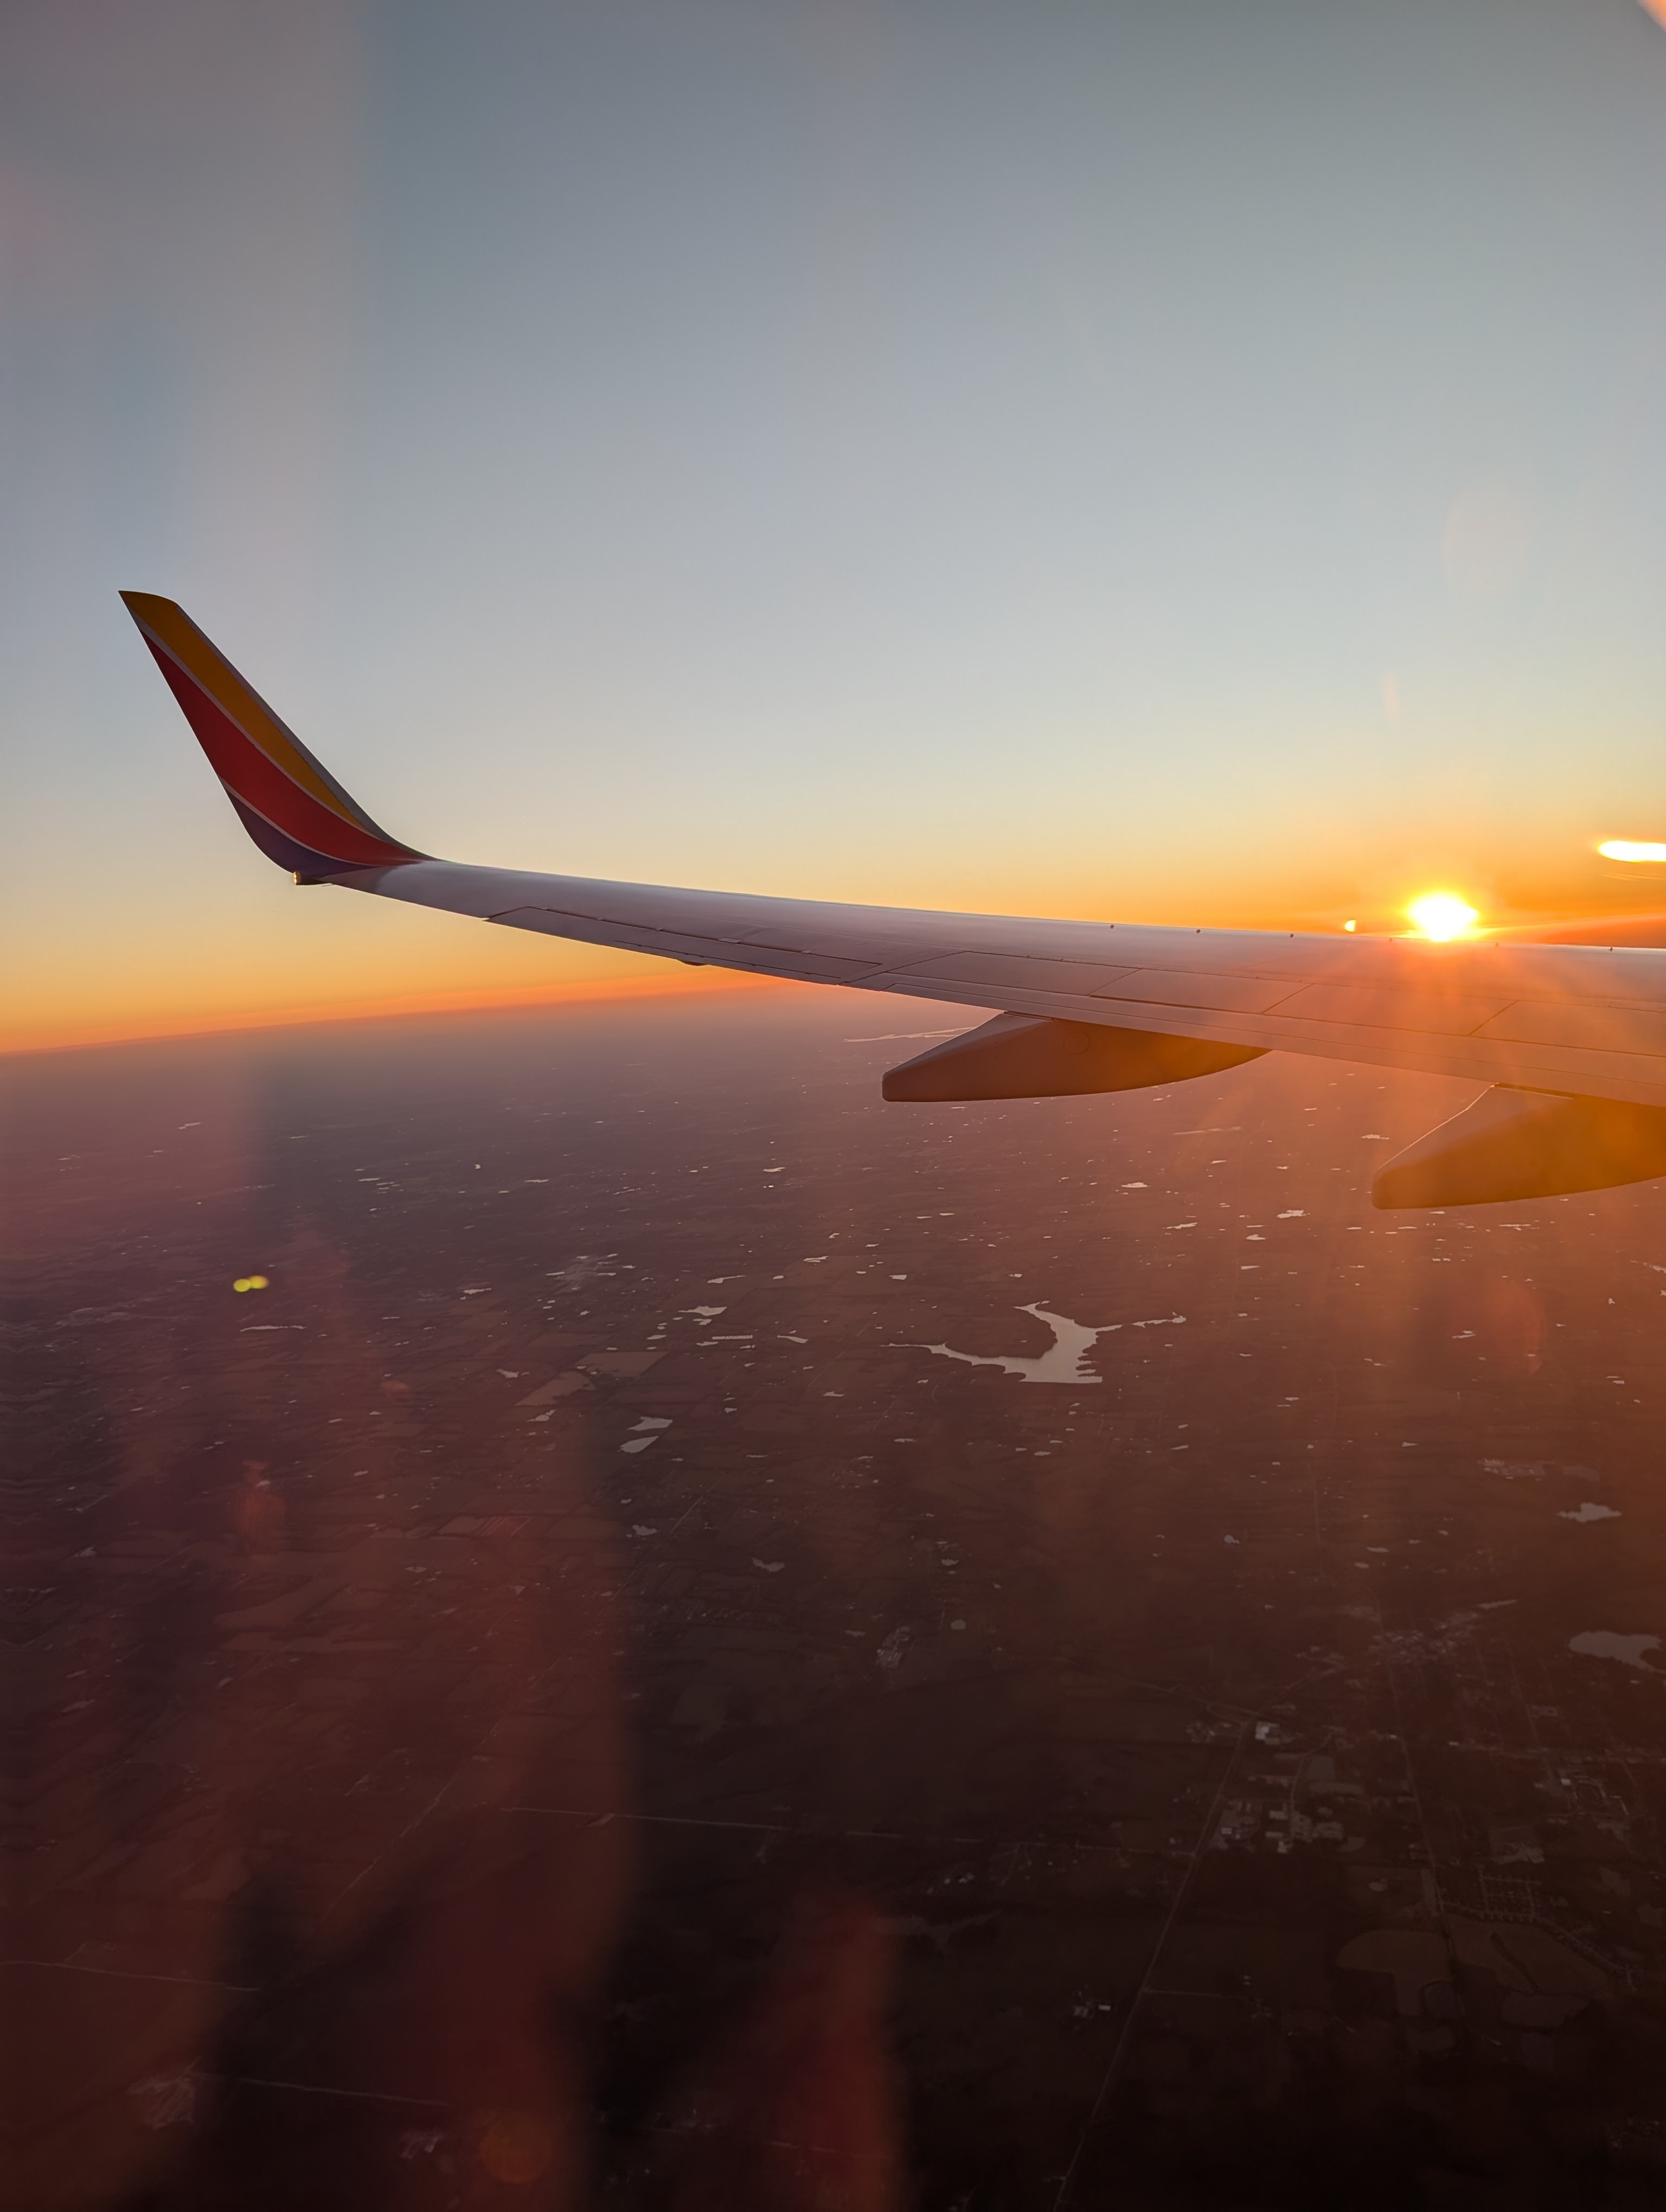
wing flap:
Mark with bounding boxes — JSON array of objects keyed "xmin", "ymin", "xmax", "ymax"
[
  {"xmin": 1272, "ymin": 983, "xmax": 1514, "ymax": 1036},
  {"xmin": 893, "ymin": 953, "xmax": 1138, "ymax": 996},
  {"xmin": 1475, "ymin": 1003, "xmax": 1666, "ymax": 1055},
  {"xmin": 1091, "ymin": 968, "xmax": 1304, "ymax": 1015}
]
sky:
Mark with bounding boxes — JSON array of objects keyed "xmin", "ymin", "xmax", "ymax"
[{"xmin": 5, "ymin": 0, "xmax": 1666, "ymax": 1053}]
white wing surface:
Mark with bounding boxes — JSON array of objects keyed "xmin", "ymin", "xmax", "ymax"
[{"xmin": 366, "ymin": 857, "xmax": 1666, "ymax": 1112}]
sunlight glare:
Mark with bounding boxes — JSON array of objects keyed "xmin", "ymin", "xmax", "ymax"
[
  {"xmin": 1407, "ymin": 892, "xmax": 1478, "ymax": 941},
  {"xmin": 1599, "ymin": 840, "xmax": 1666, "ymax": 863}
]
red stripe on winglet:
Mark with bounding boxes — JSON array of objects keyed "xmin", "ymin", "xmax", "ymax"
[{"xmin": 144, "ymin": 640, "xmax": 416, "ymax": 869}]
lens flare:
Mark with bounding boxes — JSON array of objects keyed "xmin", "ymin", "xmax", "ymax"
[
  {"xmin": 1599, "ymin": 840, "xmax": 1666, "ymax": 863},
  {"xmin": 1407, "ymin": 892, "xmax": 1478, "ymax": 942}
]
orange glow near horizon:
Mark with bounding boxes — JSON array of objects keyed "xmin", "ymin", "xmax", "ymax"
[
  {"xmin": 19, "ymin": 861, "xmax": 1666, "ymax": 1056},
  {"xmin": 15, "ymin": 831, "xmax": 1666, "ymax": 1061},
  {"xmin": 1406, "ymin": 892, "xmax": 1479, "ymax": 941},
  {"xmin": 0, "ymin": 966, "xmax": 783, "ymax": 1060}
]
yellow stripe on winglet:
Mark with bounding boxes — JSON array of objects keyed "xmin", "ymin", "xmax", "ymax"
[{"xmin": 119, "ymin": 593, "xmax": 366, "ymax": 831}]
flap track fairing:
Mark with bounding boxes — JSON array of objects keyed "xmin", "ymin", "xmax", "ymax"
[
  {"xmin": 1373, "ymin": 1085, "xmax": 1666, "ymax": 1210},
  {"xmin": 882, "ymin": 1012, "xmax": 1265, "ymax": 1103}
]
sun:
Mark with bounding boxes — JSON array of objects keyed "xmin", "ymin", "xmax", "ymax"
[{"xmin": 1406, "ymin": 891, "xmax": 1478, "ymax": 942}]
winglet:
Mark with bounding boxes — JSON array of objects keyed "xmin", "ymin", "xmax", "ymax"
[{"xmin": 120, "ymin": 593, "xmax": 424, "ymax": 878}]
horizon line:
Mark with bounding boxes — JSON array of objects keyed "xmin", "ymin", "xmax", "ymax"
[{"xmin": 0, "ymin": 967, "xmax": 785, "ymax": 1063}]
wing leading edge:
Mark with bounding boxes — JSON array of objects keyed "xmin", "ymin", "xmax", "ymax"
[{"xmin": 123, "ymin": 593, "xmax": 1666, "ymax": 1207}]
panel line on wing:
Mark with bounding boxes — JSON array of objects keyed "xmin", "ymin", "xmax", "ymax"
[{"xmin": 1273, "ymin": 982, "xmax": 1515, "ymax": 1035}]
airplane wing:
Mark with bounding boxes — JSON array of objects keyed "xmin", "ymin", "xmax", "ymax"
[{"xmin": 121, "ymin": 591, "xmax": 1666, "ymax": 1208}]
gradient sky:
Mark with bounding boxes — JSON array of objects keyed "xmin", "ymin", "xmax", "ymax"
[{"xmin": 7, "ymin": 0, "xmax": 1666, "ymax": 1052}]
